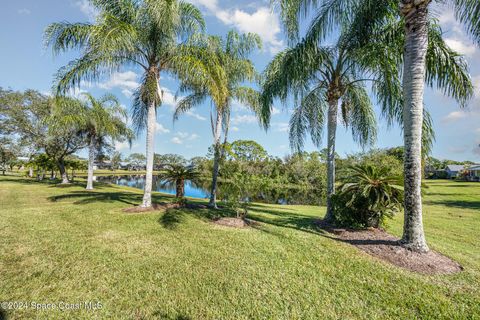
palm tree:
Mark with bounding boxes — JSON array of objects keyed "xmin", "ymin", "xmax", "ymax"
[
  {"xmin": 76, "ymin": 93, "xmax": 132, "ymax": 190},
  {"xmin": 45, "ymin": 0, "xmax": 205, "ymax": 207},
  {"xmin": 157, "ymin": 163, "xmax": 200, "ymax": 198},
  {"xmin": 262, "ymin": 31, "xmax": 389, "ymax": 221},
  {"xmin": 335, "ymin": 164, "xmax": 404, "ymax": 228},
  {"xmin": 174, "ymin": 30, "xmax": 264, "ymax": 208},
  {"xmin": 273, "ymin": 0, "xmax": 475, "ymax": 252}
]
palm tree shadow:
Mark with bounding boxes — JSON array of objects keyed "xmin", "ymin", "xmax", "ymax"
[
  {"xmin": 425, "ymin": 199, "xmax": 480, "ymax": 210},
  {"xmin": 48, "ymin": 191, "xmax": 141, "ymax": 206},
  {"xmin": 247, "ymin": 204, "xmax": 328, "ymax": 236}
]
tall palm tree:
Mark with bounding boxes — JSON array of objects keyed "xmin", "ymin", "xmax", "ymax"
[
  {"xmin": 76, "ymin": 93, "xmax": 132, "ymax": 190},
  {"xmin": 273, "ymin": 0, "xmax": 475, "ymax": 252},
  {"xmin": 174, "ymin": 30, "xmax": 264, "ymax": 208},
  {"xmin": 262, "ymin": 29, "xmax": 393, "ymax": 221},
  {"xmin": 45, "ymin": 0, "xmax": 205, "ymax": 207}
]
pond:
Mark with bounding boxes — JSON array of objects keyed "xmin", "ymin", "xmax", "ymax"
[
  {"xmin": 95, "ymin": 175, "xmax": 325, "ymax": 205},
  {"xmin": 95, "ymin": 175, "xmax": 209, "ymax": 199}
]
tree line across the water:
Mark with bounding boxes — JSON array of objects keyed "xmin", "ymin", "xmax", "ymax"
[{"xmin": 1, "ymin": 0, "xmax": 479, "ymax": 254}]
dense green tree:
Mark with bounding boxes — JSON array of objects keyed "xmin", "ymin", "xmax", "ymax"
[{"xmin": 45, "ymin": 0, "xmax": 205, "ymax": 207}]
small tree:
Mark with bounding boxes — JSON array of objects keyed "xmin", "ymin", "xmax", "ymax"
[
  {"xmin": 111, "ymin": 152, "xmax": 122, "ymax": 172},
  {"xmin": 157, "ymin": 163, "xmax": 201, "ymax": 199},
  {"xmin": 332, "ymin": 165, "xmax": 404, "ymax": 228}
]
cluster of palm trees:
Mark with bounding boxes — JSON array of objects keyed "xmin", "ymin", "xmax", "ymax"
[{"xmin": 44, "ymin": 0, "xmax": 479, "ymax": 253}]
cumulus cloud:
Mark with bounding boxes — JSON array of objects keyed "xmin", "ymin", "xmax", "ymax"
[
  {"xmin": 434, "ymin": 6, "xmax": 478, "ymax": 58},
  {"xmin": 115, "ymin": 141, "xmax": 132, "ymax": 151},
  {"xmin": 190, "ymin": 0, "xmax": 284, "ymax": 54},
  {"xmin": 442, "ymin": 111, "xmax": 468, "ymax": 123},
  {"xmin": 75, "ymin": 0, "xmax": 97, "ymax": 21},
  {"xmin": 272, "ymin": 122, "xmax": 289, "ymax": 132},
  {"xmin": 444, "ymin": 38, "xmax": 477, "ymax": 57},
  {"xmin": 99, "ymin": 71, "xmax": 139, "ymax": 98},
  {"xmin": 185, "ymin": 110, "xmax": 207, "ymax": 121},
  {"xmin": 155, "ymin": 122, "xmax": 170, "ymax": 134},
  {"xmin": 171, "ymin": 132, "xmax": 199, "ymax": 144},
  {"xmin": 231, "ymin": 114, "xmax": 258, "ymax": 125}
]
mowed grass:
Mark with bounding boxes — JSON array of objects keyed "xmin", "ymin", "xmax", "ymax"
[{"xmin": 0, "ymin": 176, "xmax": 479, "ymax": 319}]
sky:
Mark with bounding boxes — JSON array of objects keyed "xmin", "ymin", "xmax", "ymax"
[{"xmin": 0, "ymin": 0, "xmax": 479, "ymax": 161}]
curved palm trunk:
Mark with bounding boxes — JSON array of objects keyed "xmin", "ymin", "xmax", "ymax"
[
  {"xmin": 141, "ymin": 102, "xmax": 156, "ymax": 208},
  {"xmin": 400, "ymin": 0, "xmax": 430, "ymax": 252},
  {"xmin": 57, "ymin": 159, "xmax": 69, "ymax": 184},
  {"xmin": 209, "ymin": 108, "xmax": 223, "ymax": 208},
  {"xmin": 86, "ymin": 136, "xmax": 95, "ymax": 190},
  {"xmin": 324, "ymin": 99, "xmax": 338, "ymax": 221}
]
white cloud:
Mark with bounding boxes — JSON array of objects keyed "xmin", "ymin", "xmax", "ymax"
[
  {"xmin": 273, "ymin": 122, "xmax": 289, "ymax": 132},
  {"xmin": 171, "ymin": 137, "xmax": 183, "ymax": 144},
  {"xmin": 232, "ymin": 114, "xmax": 258, "ymax": 125},
  {"xmin": 99, "ymin": 71, "xmax": 139, "ymax": 98},
  {"xmin": 191, "ymin": 0, "xmax": 283, "ymax": 54},
  {"xmin": 17, "ymin": 8, "xmax": 31, "ymax": 15},
  {"xmin": 155, "ymin": 122, "xmax": 170, "ymax": 134},
  {"xmin": 271, "ymin": 107, "xmax": 281, "ymax": 115},
  {"xmin": 444, "ymin": 38, "xmax": 477, "ymax": 57},
  {"xmin": 115, "ymin": 141, "xmax": 131, "ymax": 151},
  {"xmin": 171, "ymin": 132, "xmax": 199, "ymax": 144},
  {"xmin": 442, "ymin": 111, "xmax": 468, "ymax": 123},
  {"xmin": 231, "ymin": 126, "xmax": 240, "ymax": 132},
  {"xmin": 435, "ymin": 6, "xmax": 478, "ymax": 58},
  {"xmin": 160, "ymin": 87, "xmax": 177, "ymax": 108},
  {"xmin": 186, "ymin": 110, "xmax": 207, "ymax": 121},
  {"xmin": 75, "ymin": 0, "xmax": 97, "ymax": 21}
]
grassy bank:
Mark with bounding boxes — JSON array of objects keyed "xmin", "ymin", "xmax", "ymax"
[{"xmin": 0, "ymin": 175, "xmax": 479, "ymax": 319}]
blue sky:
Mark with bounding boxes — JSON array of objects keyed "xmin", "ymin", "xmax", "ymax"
[{"xmin": 1, "ymin": 0, "xmax": 479, "ymax": 161}]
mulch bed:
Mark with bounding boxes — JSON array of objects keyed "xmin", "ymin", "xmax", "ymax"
[
  {"xmin": 318, "ymin": 222, "xmax": 462, "ymax": 275},
  {"xmin": 123, "ymin": 202, "xmax": 207, "ymax": 214},
  {"xmin": 212, "ymin": 217, "xmax": 254, "ymax": 228}
]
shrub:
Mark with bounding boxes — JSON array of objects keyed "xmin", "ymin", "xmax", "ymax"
[{"xmin": 332, "ymin": 165, "xmax": 404, "ymax": 228}]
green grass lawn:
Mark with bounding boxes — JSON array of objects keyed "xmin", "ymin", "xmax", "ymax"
[{"xmin": 0, "ymin": 176, "xmax": 479, "ymax": 319}]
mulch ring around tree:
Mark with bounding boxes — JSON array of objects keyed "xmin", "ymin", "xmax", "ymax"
[
  {"xmin": 212, "ymin": 217, "xmax": 257, "ymax": 228},
  {"xmin": 317, "ymin": 221, "xmax": 463, "ymax": 275},
  {"xmin": 123, "ymin": 202, "xmax": 208, "ymax": 214}
]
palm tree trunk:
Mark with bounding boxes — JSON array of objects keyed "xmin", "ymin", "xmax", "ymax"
[
  {"xmin": 141, "ymin": 102, "xmax": 156, "ymax": 208},
  {"xmin": 176, "ymin": 178, "xmax": 185, "ymax": 198},
  {"xmin": 86, "ymin": 136, "xmax": 95, "ymax": 190},
  {"xmin": 57, "ymin": 159, "xmax": 69, "ymax": 184},
  {"xmin": 400, "ymin": 0, "xmax": 430, "ymax": 252},
  {"xmin": 324, "ymin": 99, "xmax": 338, "ymax": 222},
  {"xmin": 209, "ymin": 108, "xmax": 223, "ymax": 208},
  {"xmin": 28, "ymin": 167, "xmax": 33, "ymax": 178}
]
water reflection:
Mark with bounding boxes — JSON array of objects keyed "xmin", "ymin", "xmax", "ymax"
[
  {"xmin": 95, "ymin": 175, "xmax": 324, "ymax": 205},
  {"xmin": 95, "ymin": 175, "xmax": 209, "ymax": 199}
]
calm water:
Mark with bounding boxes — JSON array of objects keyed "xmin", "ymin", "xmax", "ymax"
[
  {"xmin": 95, "ymin": 175, "xmax": 322, "ymax": 205},
  {"xmin": 95, "ymin": 175, "xmax": 209, "ymax": 199}
]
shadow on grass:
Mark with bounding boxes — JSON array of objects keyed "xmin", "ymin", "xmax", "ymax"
[
  {"xmin": 158, "ymin": 205, "xmax": 234, "ymax": 230},
  {"xmin": 425, "ymin": 199, "xmax": 480, "ymax": 210},
  {"xmin": 0, "ymin": 307, "xmax": 7, "ymax": 320},
  {"xmin": 246, "ymin": 203, "xmax": 327, "ymax": 236},
  {"xmin": 48, "ymin": 191, "xmax": 142, "ymax": 205},
  {"xmin": 152, "ymin": 311, "xmax": 191, "ymax": 320}
]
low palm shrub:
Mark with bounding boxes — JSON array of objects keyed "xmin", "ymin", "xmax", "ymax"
[{"xmin": 332, "ymin": 165, "xmax": 404, "ymax": 228}]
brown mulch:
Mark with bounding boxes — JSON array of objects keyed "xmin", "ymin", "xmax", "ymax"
[
  {"xmin": 123, "ymin": 202, "xmax": 207, "ymax": 214},
  {"xmin": 317, "ymin": 221, "xmax": 463, "ymax": 275},
  {"xmin": 212, "ymin": 217, "xmax": 255, "ymax": 228}
]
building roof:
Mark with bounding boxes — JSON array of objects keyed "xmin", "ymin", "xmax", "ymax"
[
  {"xmin": 467, "ymin": 165, "xmax": 480, "ymax": 171},
  {"xmin": 446, "ymin": 165, "xmax": 465, "ymax": 172}
]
